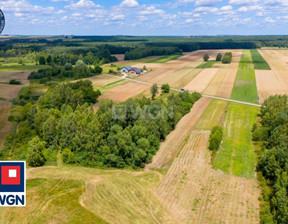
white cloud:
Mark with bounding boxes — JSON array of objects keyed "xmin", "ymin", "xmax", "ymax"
[
  {"xmin": 238, "ymin": 5, "xmax": 263, "ymax": 12},
  {"xmin": 229, "ymin": 0, "xmax": 259, "ymax": 4},
  {"xmin": 221, "ymin": 5, "xmax": 233, "ymax": 10},
  {"xmin": 195, "ymin": 0, "xmax": 222, "ymax": 6},
  {"xmin": 111, "ymin": 14, "xmax": 125, "ymax": 21},
  {"xmin": 265, "ymin": 17, "xmax": 276, "ymax": 22},
  {"xmin": 65, "ymin": 0, "xmax": 101, "ymax": 10},
  {"xmin": 194, "ymin": 7, "xmax": 218, "ymax": 13},
  {"xmin": 120, "ymin": 0, "xmax": 139, "ymax": 8},
  {"xmin": 140, "ymin": 6, "xmax": 164, "ymax": 15}
]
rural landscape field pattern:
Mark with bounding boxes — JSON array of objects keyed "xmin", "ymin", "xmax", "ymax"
[{"xmin": 1, "ymin": 48, "xmax": 288, "ymax": 223}]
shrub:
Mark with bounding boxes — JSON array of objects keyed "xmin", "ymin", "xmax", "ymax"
[
  {"xmin": 216, "ymin": 53, "xmax": 222, "ymax": 61},
  {"xmin": 208, "ymin": 126, "xmax": 223, "ymax": 151},
  {"xmin": 9, "ymin": 79, "xmax": 22, "ymax": 85},
  {"xmin": 203, "ymin": 54, "xmax": 209, "ymax": 62},
  {"xmin": 27, "ymin": 136, "xmax": 47, "ymax": 167},
  {"xmin": 161, "ymin": 84, "xmax": 170, "ymax": 93},
  {"xmin": 62, "ymin": 148, "xmax": 75, "ymax": 164}
]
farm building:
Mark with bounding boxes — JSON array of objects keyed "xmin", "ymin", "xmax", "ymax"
[{"xmin": 120, "ymin": 66, "xmax": 143, "ymax": 75}]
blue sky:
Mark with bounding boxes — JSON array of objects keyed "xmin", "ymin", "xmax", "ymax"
[{"xmin": 0, "ymin": 0, "xmax": 288, "ymax": 35}]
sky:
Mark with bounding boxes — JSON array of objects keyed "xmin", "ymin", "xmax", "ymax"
[{"xmin": 0, "ymin": 0, "xmax": 288, "ymax": 36}]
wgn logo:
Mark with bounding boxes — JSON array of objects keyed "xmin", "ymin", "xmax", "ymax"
[{"xmin": 0, "ymin": 161, "xmax": 26, "ymax": 207}]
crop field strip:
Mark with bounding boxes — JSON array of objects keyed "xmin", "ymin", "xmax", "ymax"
[
  {"xmin": 213, "ymin": 103, "xmax": 259, "ymax": 178},
  {"xmin": 250, "ymin": 49, "xmax": 271, "ymax": 70},
  {"xmin": 154, "ymin": 96, "xmax": 260, "ymax": 223},
  {"xmin": 231, "ymin": 50, "xmax": 259, "ymax": 104}
]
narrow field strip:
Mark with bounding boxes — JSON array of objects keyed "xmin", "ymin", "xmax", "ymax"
[
  {"xmin": 196, "ymin": 99, "xmax": 228, "ymax": 130},
  {"xmin": 231, "ymin": 50, "xmax": 259, "ymax": 104},
  {"xmin": 146, "ymin": 97, "xmax": 211, "ymax": 169},
  {"xmin": 184, "ymin": 68, "xmax": 219, "ymax": 93},
  {"xmin": 213, "ymin": 103, "xmax": 259, "ymax": 178},
  {"xmin": 203, "ymin": 68, "xmax": 229, "ymax": 96},
  {"xmin": 250, "ymin": 49, "xmax": 271, "ymax": 70},
  {"xmin": 196, "ymin": 61, "xmax": 217, "ymax": 68}
]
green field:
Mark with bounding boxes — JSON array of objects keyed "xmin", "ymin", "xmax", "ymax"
[
  {"xmin": 0, "ymin": 65, "xmax": 50, "ymax": 71},
  {"xmin": 196, "ymin": 60, "xmax": 217, "ymax": 68},
  {"xmin": 138, "ymin": 55, "xmax": 182, "ymax": 63},
  {"xmin": 0, "ymin": 178, "xmax": 107, "ymax": 224},
  {"xmin": 231, "ymin": 50, "xmax": 259, "ymax": 104},
  {"xmin": 196, "ymin": 99, "xmax": 227, "ymax": 130},
  {"xmin": 213, "ymin": 103, "xmax": 259, "ymax": 178},
  {"xmin": 250, "ymin": 49, "xmax": 271, "ymax": 70}
]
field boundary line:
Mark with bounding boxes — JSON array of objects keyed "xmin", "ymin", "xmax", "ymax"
[{"xmin": 103, "ymin": 73, "xmax": 261, "ymax": 108}]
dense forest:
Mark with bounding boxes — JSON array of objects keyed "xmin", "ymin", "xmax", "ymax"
[
  {"xmin": 253, "ymin": 95, "xmax": 288, "ymax": 223},
  {"xmin": 1, "ymin": 80, "xmax": 201, "ymax": 168},
  {"xmin": 124, "ymin": 46, "xmax": 183, "ymax": 60}
]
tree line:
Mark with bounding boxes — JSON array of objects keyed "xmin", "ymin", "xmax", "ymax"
[
  {"xmin": 29, "ymin": 60, "xmax": 103, "ymax": 83},
  {"xmin": 124, "ymin": 47, "xmax": 183, "ymax": 60},
  {"xmin": 252, "ymin": 95, "xmax": 288, "ymax": 223}
]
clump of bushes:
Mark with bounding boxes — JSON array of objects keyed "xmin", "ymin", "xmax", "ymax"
[
  {"xmin": 9, "ymin": 79, "xmax": 22, "ymax": 85},
  {"xmin": 222, "ymin": 52, "xmax": 232, "ymax": 64},
  {"xmin": 208, "ymin": 126, "xmax": 223, "ymax": 151},
  {"xmin": 161, "ymin": 84, "xmax": 170, "ymax": 93}
]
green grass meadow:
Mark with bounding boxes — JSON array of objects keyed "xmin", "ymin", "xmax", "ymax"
[
  {"xmin": 213, "ymin": 103, "xmax": 259, "ymax": 178},
  {"xmin": 250, "ymin": 49, "xmax": 271, "ymax": 70},
  {"xmin": 196, "ymin": 60, "xmax": 217, "ymax": 68},
  {"xmin": 231, "ymin": 50, "xmax": 259, "ymax": 104}
]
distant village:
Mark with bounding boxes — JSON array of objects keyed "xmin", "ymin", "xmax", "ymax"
[{"xmin": 120, "ymin": 65, "xmax": 146, "ymax": 77}]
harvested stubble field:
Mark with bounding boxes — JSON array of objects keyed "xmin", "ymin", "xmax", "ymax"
[
  {"xmin": 184, "ymin": 68, "xmax": 219, "ymax": 93},
  {"xmin": 258, "ymin": 49, "xmax": 288, "ymax": 71},
  {"xmin": 255, "ymin": 70, "xmax": 288, "ymax": 103},
  {"xmin": 146, "ymin": 97, "xmax": 212, "ymax": 170},
  {"xmin": 96, "ymin": 81, "xmax": 150, "ymax": 103}
]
